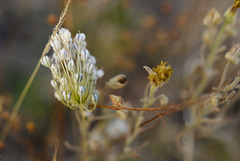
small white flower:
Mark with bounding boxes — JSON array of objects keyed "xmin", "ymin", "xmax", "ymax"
[
  {"xmin": 51, "ymin": 64, "xmax": 60, "ymax": 76},
  {"xmin": 59, "ymin": 48, "xmax": 67, "ymax": 60},
  {"xmin": 67, "ymin": 59, "xmax": 75, "ymax": 72},
  {"xmin": 72, "ymin": 43, "xmax": 80, "ymax": 54},
  {"xmin": 59, "ymin": 28, "xmax": 72, "ymax": 44},
  {"xmin": 88, "ymin": 56, "xmax": 96, "ymax": 64},
  {"xmin": 50, "ymin": 38, "xmax": 61, "ymax": 52},
  {"xmin": 78, "ymin": 85, "xmax": 86, "ymax": 96},
  {"xmin": 91, "ymin": 93, "xmax": 99, "ymax": 105},
  {"xmin": 96, "ymin": 69, "xmax": 104, "ymax": 78},
  {"xmin": 75, "ymin": 33, "xmax": 86, "ymax": 44},
  {"xmin": 81, "ymin": 49, "xmax": 90, "ymax": 62},
  {"xmin": 51, "ymin": 53, "xmax": 59, "ymax": 64},
  {"xmin": 74, "ymin": 73, "xmax": 83, "ymax": 84},
  {"xmin": 86, "ymin": 63, "xmax": 94, "ymax": 74},
  {"xmin": 60, "ymin": 77, "xmax": 67, "ymax": 86},
  {"xmin": 54, "ymin": 92, "xmax": 62, "ymax": 101},
  {"xmin": 50, "ymin": 80, "xmax": 59, "ymax": 90},
  {"xmin": 41, "ymin": 56, "xmax": 51, "ymax": 68},
  {"xmin": 62, "ymin": 91, "xmax": 71, "ymax": 101},
  {"xmin": 81, "ymin": 41, "xmax": 87, "ymax": 49}
]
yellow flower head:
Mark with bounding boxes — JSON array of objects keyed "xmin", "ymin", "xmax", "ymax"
[
  {"xmin": 234, "ymin": 0, "xmax": 240, "ymax": 8},
  {"xmin": 144, "ymin": 61, "xmax": 173, "ymax": 88}
]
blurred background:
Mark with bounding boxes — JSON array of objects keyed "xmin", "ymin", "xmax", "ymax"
[{"xmin": 0, "ymin": 0, "xmax": 240, "ymax": 161}]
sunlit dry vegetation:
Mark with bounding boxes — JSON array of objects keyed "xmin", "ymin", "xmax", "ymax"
[{"xmin": 0, "ymin": 0, "xmax": 240, "ymax": 161}]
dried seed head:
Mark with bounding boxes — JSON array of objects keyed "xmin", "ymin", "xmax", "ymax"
[
  {"xmin": 202, "ymin": 28, "xmax": 217, "ymax": 46},
  {"xmin": 109, "ymin": 94, "xmax": 123, "ymax": 107},
  {"xmin": 203, "ymin": 9, "xmax": 222, "ymax": 27},
  {"xmin": 107, "ymin": 74, "xmax": 127, "ymax": 89},
  {"xmin": 225, "ymin": 43, "xmax": 240, "ymax": 64}
]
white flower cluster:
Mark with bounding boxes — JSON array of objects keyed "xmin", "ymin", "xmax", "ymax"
[{"xmin": 41, "ymin": 28, "xmax": 104, "ymax": 111}]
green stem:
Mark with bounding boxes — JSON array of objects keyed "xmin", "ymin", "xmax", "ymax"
[
  {"xmin": 79, "ymin": 107, "xmax": 90, "ymax": 161},
  {"xmin": 183, "ymin": 16, "xmax": 229, "ymax": 161},
  {"xmin": 0, "ymin": 60, "xmax": 41, "ymax": 143},
  {"xmin": 123, "ymin": 85, "xmax": 156, "ymax": 156}
]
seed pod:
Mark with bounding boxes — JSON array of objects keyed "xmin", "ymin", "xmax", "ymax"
[
  {"xmin": 203, "ymin": 8, "xmax": 222, "ymax": 27},
  {"xmin": 225, "ymin": 43, "xmax": 240, "ymax": 64},
  {"xmin": 107, "ymin": 74, "xmax": 127, "ymax": 89}
]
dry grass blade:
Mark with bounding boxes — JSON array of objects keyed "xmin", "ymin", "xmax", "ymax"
[{"xmin": 0, "ymin": 0, "xmax": 72, "ymax": 144}]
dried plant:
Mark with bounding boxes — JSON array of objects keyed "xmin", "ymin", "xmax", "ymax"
[{"xmin": 1, "ymin": 1, "xmax": 240, "ymax": 161}]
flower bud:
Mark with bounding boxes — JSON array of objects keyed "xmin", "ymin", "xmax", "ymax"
[
  {"xmin": 60, "ymin": 77, "xmax": 67, "ymax": 86},
  {"xmin": 224, "ymin": 6, "xmax": 237, "ymax": 24},
  {"xmin": 158, "ymin": 94, "xmax": 169, "ymax": 106},
  {"xmin": 59, "ymin": 28, "xmax": 72, "ymax": 44},
  {"xmin": 62, "ymin": 91, "xmax": 71, "ymax": 101},
  {"xmin": 51, "ymin": 64, "xmax": 60, "ymax": 76},
  {"xmin": 225, "ymin": 43, "xmax": 240, "ymax": 64},
  {"xmin": 91, "ymin": 93, "xmax": 99, "ymax": 105},
  {"xmin": 81, "ymin": 49, "xmax": 89, "ymax": 62},
  {"xmin": 50, "ymin": 39, "xmax": 61, "ymax": 52},
  {"xmin": 54, "ymin": 92, "xmax": 62, "ymax": 101},
  {"xmin": 86, "ymin": 63, "xmax": 94, "ymax": 74},
  {"xmin": 50, "ymin": 80, "xmax": 59, "ymax": 90},
  {"xmin": 88, "ymin": 56, "xmax": 97, "ymax": 65},
  {"xmin": 78, "ymin": 85, "xmax": 86, "ymax": 96},
  {"xmin": 67, "ymin": 59, "xmax": 75, "ymax": 72},
  {"xmin": 96, "ymin": 69, "xmax": 104, "ymax": 78},
  {"xmin": 41, "ymin": 56, "xmax": 51, "ymax": 67},
  {"xmin": 75, "ymin": 33, "xmax": 86, "ymax": 44},
  {"xmin": 59, "ymin": 48, "xmax": 67, "ymax": 60},
  {"xmin": 72, "ymin": 43, "xmax": 80, "ymax": 54},
  {"xmin": 74, "ymin": 73, "xmax": 83, "ymax": 84}
]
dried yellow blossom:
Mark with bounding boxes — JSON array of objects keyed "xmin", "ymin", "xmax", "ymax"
[
  {"xmin": 234, "ymin": 0, "xmax": 240, "ymax": 8},
  {"xmin": 144, "ymin": 61, "xmax": 173, "ymax": 88}
]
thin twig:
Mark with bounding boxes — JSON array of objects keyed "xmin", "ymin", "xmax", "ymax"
[
  {"xmin": 218, "ymin": 61, "xmax": 231, "ymax": 89},
  {"xmin": 96, "ymin": 95, "xmax": 207, "ymax": 112},
  {"xmin": 52, "ymin": 139, "xmax": 59, "ymax": 161}
]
